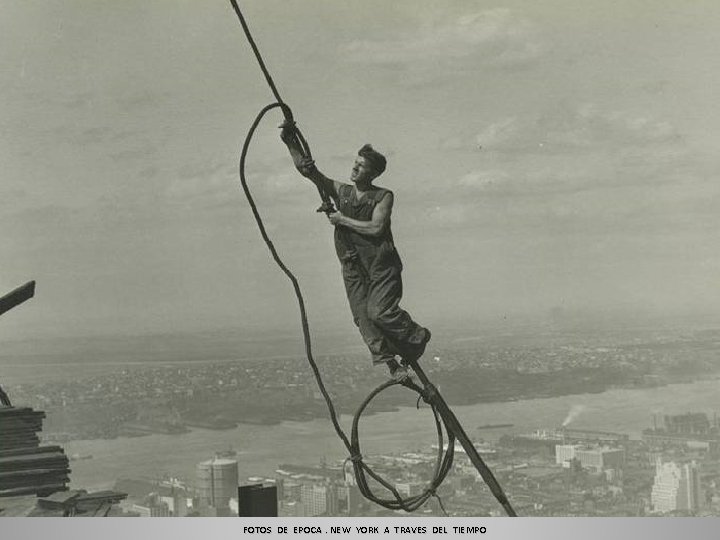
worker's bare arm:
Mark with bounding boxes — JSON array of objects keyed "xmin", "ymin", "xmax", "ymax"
[
  {"xmin": 281, "ymin": 128, "xmax": 342, "ymax": 200},
  {"xmin": 329, "ymin": 191, "xmax": 393, "ymax": 237},
  {"xmin": 295, "ymin": 155, "xmax": 343, "ymax": 201}
]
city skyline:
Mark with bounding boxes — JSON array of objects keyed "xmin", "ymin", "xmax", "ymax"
[{"xmin": 3, "ymin": 327, "xmax": 720, "ymax": 516}]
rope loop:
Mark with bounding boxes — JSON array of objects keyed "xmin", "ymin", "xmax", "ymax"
[{"xmin": 348, "ymin": 377, "xmax": 455, "ymax": 512}]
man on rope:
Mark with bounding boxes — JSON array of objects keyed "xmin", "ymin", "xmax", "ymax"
[{"xmin": 281, "ymin": 126, "xmax": 431, "ymax": 380}]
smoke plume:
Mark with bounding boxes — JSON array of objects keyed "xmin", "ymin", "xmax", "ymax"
[{"xmin": 561, "ymin": 405, "xmax": 586, "ymax": 427}]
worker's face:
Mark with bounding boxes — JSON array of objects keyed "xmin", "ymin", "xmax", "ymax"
[{"xmin": 350, "ymin": 156, "xmax": 376, "ymax": 184}]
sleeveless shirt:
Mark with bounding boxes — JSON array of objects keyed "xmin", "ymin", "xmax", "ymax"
[{"xmin": 333, "ymin": 184, "xmax": 395, "ymax": 264}]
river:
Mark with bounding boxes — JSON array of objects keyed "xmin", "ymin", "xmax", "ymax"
[{"xmin": 60, "ymin": 377, "xmax": 720, "ymax": 491}]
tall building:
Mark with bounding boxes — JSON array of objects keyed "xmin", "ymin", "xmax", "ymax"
[
  {"xmin": 157, "ymin": 489, "xmax": 189, "ymax": 517},
  {"xmin": 651, "ymin": 459, "xmax": 701, "ymax": 514},
  {"xmin": 337, "ymin": 483, "xmax": 363, "ymax": 516},
  {"xmin": 196, "ymin": 457, "xmax": 239, "ymax": 513},
  {"xmin": 300, "ymin": 483, "xmax": 338, "ymax": 516},
  {"xmin": 238, "ymin": 483, "xmax": 278, "ymax": 517}
]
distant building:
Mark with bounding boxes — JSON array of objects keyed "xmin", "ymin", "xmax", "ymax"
[
  {"xmin": 560, "ymin": 428, "xmax": 629, "ymax": 444},
  {"xmin": 664, "ymin": 413, "xmax": 712, "ymax": 435},
  {"xmin": 575, "ymin": 447, "xmax": 625, "ymax": 473},
  {"xmin": 300, "ymin": 483, "xmax": 338, "ymax": 516},
  {"xmin": 504, "ymin": 434, "xmax": 559, "ymax": 456},
  {"xmin": 202, "ymin": 504, "xmax": 234, "ymax": 517},
  {"xmin": 336, "ymin": 483, "xmax": 363, "ymax": 516},
  {"xmin": 275, "ymin": 463, "xmax": 344, "ymax": 482},
  {"xmin": 131, "ymin": 494, "xmax": 171, "ymax": 517},
  {"xmin": 196, "ymin": 457, "xmax": 239, "ymax": 513},
  {"xmin": 651, "ymin": 459, "xmax": 701, "ymax": 514},
  {"xmin": 272, "ymin": 477, "xmax": 284, "ymax": 501},
  {"xmin": 394, "ymin": 482, "xmax": 425, "ymax": 498},
  {"xmin": 555, "ymin": 444, "xmax": 580, "ymax": 466},
  {"xmin": 157, "ymin": 491, "xmax": 188, "ymax": 517},
  {"xmin": 643, "ymin": 412, "xmax": 720, "ymax": 455},
  {"xmin": 603, "ymin": 468, "xmax": 622, "ymax": 483},
  {"xmin": 555, "ymin": 445, "xmax": 624, "ymax": 472},
  {"xmin": 282, "ymin": 500, "xmax": 303, "ymax": 517},
  {"xmin": 281, "ymin": 480, "xmax": 302, "ymax": 501},
  {"xmin": 153, "ymin": 483, "xmax": 191, "ymax": 517},
  {"xmin": 238, "ymin": 483, "xmax": 278, "ymax": 517}
]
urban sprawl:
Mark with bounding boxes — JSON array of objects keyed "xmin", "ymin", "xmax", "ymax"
[{"xmin": 6, "ymin": 331, "xmax": 720, "ymax": 517}]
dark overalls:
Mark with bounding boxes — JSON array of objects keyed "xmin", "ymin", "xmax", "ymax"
[{"xmin": 334, "ymin": 184, "xmax": 427, "ymax": 365}]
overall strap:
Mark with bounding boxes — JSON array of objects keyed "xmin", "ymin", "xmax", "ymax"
[
  {"xmin": 367, "ymin": 187, "xmax": 391, "ymax": 204},
  {"xmin": 339, "ymin": 184, "xmax": 353, "ymax": 199}
]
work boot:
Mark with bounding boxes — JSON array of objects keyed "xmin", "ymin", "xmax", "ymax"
[
  {"xmin": 401, "ymin": 327, "xmax": 432, "ymax": 367},
  {"xmin": 386, "ymin": 358, "xmax": 409, "ymax": 382}
]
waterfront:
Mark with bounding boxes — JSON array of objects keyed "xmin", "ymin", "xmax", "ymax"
[{"xmin": 62, "ymin": 377, "xmax": 720, "ymax": 492}]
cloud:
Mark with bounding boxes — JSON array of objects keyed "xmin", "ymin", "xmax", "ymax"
[
  {"xmin": 177, "ymin": 160, "xmax": 228, "ymax": 180},
  {"xmin": 431, "ymin": 102, "xmax": 719, "ymax": 234},
  {"xmin": 0, "ymin": 187, "xmax": 32, "ymax": 216},
  {"xmin": 165, "ymin": 156, "xmax": 236, "ymax": 210},
  {"xmin": 341, "ymin": 8, "xmax": 543, "ymax": 69},
  {"xmin": 164, "ymin": 155, "xmax": 307, "ymax": 213},
  {"xmin": 75, "ymin": 126, "xmax": 112, "ymax": 144},
  {"xmin": 563, "ymin": 104, "xmax": 679, "ymax": 147},
  {"xmin": 243, "ymin": 157, "xmax": 309, "ymax": 198},
  {"xmin": 457, "ymin": 169, "xmax": 511, "ymax": 190},
  {"xmin": 109, "ymin": 144, "xmax": 158, "ymax": 163},
  {"xmin": 115, "ymin": 90, "xmax": 166, "ymax": 113},
  {"xmin": 68, "ymin": 126, "xmax": 136, "ymax": 146},
  {"xmin": 58, "ymin": 91, "xmax": 95, "ymax": 110},
  {"xmin": 165, "ymin": 173, "xmax": 234, "ymax": 210},
  {"xmin": 474, "ymin": 104, "xmax": 681, "ymax": 154},
  {"xmin": 425, "ymin": 203, "xmax": 473, "ymax": 228},
  {"xmin": 474, "ymin": 117, "xmax": 521, "ymax": 149},
  {"xmin": 138, "ymin": 166, "xmax": 159, "ymax": 180}
]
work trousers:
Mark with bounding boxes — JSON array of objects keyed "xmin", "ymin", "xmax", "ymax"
[{"xmin": 340, "ymin": 244, "xmax": 426, "ymax": 365}]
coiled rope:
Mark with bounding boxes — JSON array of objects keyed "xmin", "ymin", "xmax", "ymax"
[{"xmin": 229, "ymin": 1, "xmax": 456, "ymax": 513}]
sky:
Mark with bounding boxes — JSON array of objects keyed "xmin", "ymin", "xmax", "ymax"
[{"xmin": 1, "ymin": 0, "xmax": 719, "ymax": 341}]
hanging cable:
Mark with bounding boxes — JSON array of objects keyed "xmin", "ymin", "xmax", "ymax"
[
  {"xmin": 236, "ymin": 99, "xmax": 454, "ymax": 513},
  {"xmin": 228, "ymin": 0, "xmax": 515, "ymax": 516}
]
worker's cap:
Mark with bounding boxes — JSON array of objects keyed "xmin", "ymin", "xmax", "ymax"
[{"xmin": 358, "ymin": 144, "xmax": 387, "ymax": 177}]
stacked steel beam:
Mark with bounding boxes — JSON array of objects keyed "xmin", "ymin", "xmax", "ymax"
[
  {"xmin": 37, "ymin": 489, "xmax": 128, "ymax": 516},
  {"xmin": 0, "ymin": 407, "xmax": 70, "ymax": 497}
]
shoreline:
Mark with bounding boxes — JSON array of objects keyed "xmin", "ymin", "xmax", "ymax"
[{"xmin": 46, "ymin": 374, "xmax": 720, "ymax": 445}]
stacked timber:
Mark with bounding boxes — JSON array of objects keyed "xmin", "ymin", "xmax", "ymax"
[
  {"xmin": 0, "ymin": 407, "xmax": 70, "ymax": 497},
  {"xmin": 37, "ymin": 489, "xmax": 128, "ymax": 516}
]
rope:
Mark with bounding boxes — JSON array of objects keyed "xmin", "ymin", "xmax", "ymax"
[
  {"xmin": 236, "ymin": 100, "xmax": 454, "ymax": 513},
  {"xmin": 228, "ymin": 0, "xmax": 512, "ymax": 515},
  {"xmin": 229, "ymin": 0, "xmax": 454, "ymax": 512},
  {"xmin": 228, "ymin": 0, "xmax": 285, "ymax": 105},
  {"xmin": 349, "ymin": 378, "xmax": 454, "ymax": 513}
]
